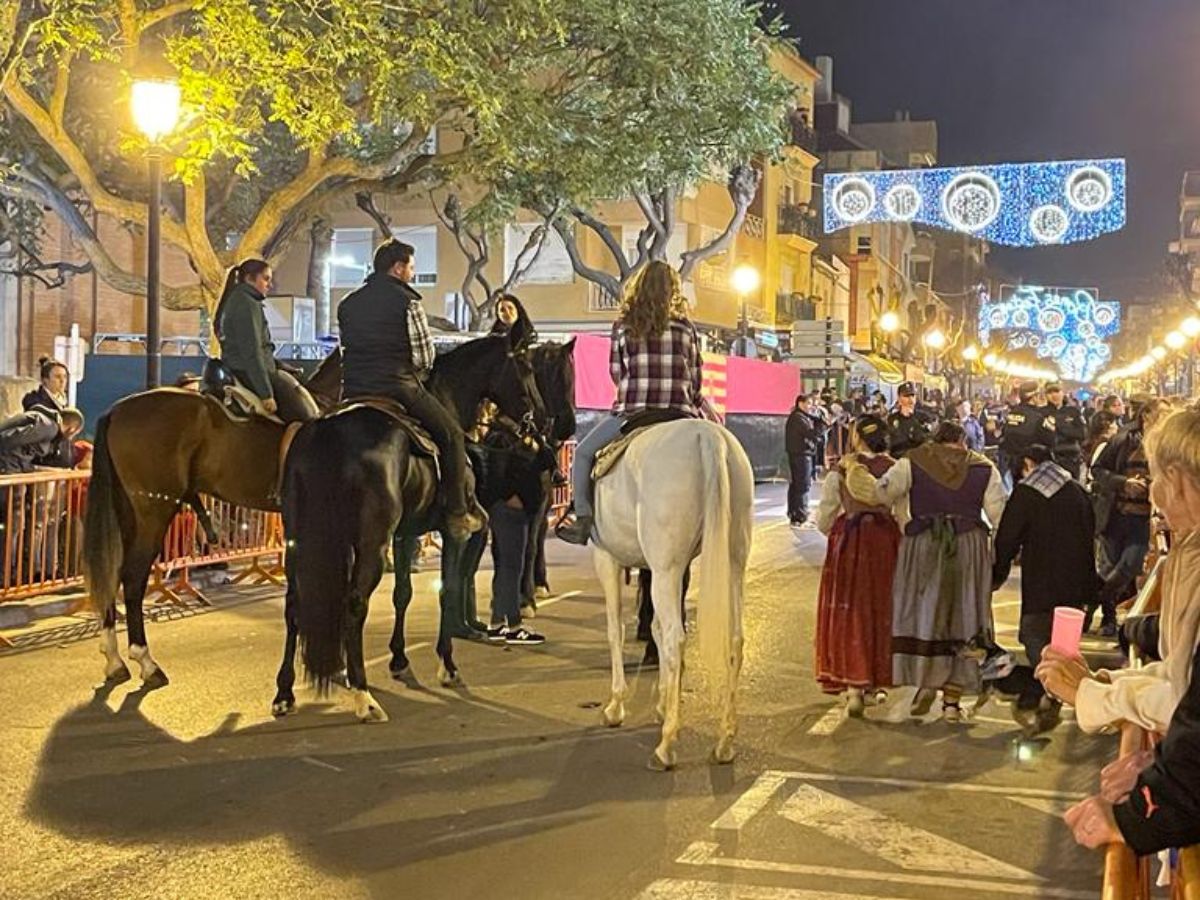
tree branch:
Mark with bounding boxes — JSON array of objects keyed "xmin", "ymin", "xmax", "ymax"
[
  {"xmin": 553, "ymin": 218, "xmax": 619, "ymax": 299},
  {"xmin": 678, "ymin": 165, "xmax": 759, "ymax": 282},
  {"xmin": 184, "ymin": 172, "xmax": 223, "ymax": 281},
  {"xmin": 354, "ymin": 191, "xmax": 392, "ymax": 237},
  {"xmin": 48, "ymin": 55, "xmax": 72, "ymax": 126},
  {"xmin": 569, "ymin": 207, "xmax": 630, "ymax": 277},
  {"xmin": 502, "ymin": 219, "xmax": 551, "ymax": 293},
  {"xmin": 140, "ymin": 0, "xmax": 195, "ymax": 31}
]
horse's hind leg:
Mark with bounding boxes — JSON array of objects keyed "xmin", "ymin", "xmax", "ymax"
[
  {"xmin": 348, "ymin": 546, "xmax": 387, "ymax": 723},
  {"xmin": 124, "ymin": 517, "xmax": 174, "ymax": 689},
  {"xmin": 649, "ymin": 564, "xmax": 687, "ymax": 771},
  {"xmin": 100, "ymin": 604, "xmax": 130, "ymax": 684},
  {"xmin": 714, "ymin": 565, "xmax": 745, "ymax": 765},
  {"xmin": 272, "ymin": 548, "xmax": 299, "ymax": 716},
  {"xmin": 594, "ymin": 549, "xmax": 627, "ymax": 728}
]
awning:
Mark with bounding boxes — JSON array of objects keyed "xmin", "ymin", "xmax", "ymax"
[{"xmin": 852, "ymin": 352, "xmax": 905, "ymax": 385}]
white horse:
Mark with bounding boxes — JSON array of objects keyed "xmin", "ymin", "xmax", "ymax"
[{"xmin": 591, "ymin": 419, "xmax": 755, "ymax": 770}]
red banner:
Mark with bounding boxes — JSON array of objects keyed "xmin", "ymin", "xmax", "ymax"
[{"xmin": 572, "ymin": 333, "xmax": 798, "ymax": 416}]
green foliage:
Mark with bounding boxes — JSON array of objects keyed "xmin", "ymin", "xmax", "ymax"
[{"xmin": 1, "ymin": 0, "xmax": 793, "ymax": 304}]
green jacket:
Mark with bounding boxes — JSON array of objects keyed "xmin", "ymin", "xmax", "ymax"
[{"xmin": 216, "ymin": 282, "xmax": 276, "ymax": 399}]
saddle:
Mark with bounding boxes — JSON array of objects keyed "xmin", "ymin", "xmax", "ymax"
[
  {"xmin": 325, "ymin": 397, "xmax": 441, "ymax": 460},
  {"xmin": 592, "ymin": 409, "xmax": 692, "ymax": 481},
  {"xmin": 201, "ymin": 358, "xmax": 284, "ymax": 424}
]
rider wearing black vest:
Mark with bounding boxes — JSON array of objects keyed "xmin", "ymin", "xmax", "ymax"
[
  {"xmin": 214, "ymin": 259, "xmax": 318, "ymax": 423},
  {"xmin": 337, "ymin": 239, "xmax": 484, "ymax": 541}
]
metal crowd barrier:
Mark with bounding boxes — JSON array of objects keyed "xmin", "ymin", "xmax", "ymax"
[{"xmin": 0, "ymin": 469, "xmax": 90, "ymax": 604}]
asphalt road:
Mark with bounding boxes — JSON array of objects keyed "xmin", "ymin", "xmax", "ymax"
[{"xmin": 0, "ymin": 484, "xmax": 1117, "ymax": 900}]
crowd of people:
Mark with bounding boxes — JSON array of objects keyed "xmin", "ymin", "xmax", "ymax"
[{"xmin": 805, "ymin": 374, "xmax": 1200, "ymax": 856}]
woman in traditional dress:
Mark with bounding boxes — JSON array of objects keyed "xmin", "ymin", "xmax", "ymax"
[
  {"xmin": 857, "ymin": 420, "xmax": 1007, "ymax": 722},
  {"xmin": 813, "ymin": 414, "xmax": 900, "ymax": 715}
]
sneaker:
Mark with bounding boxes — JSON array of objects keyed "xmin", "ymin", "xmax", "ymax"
[
  {"xmin": 504, "ymin": 626, "xmax": 545, "ymax": 646},
  {"xmin": 555, "ymin": 515, "xmax": 593, "ymax": 546},
  {"xmin": 942, "ymin": 701, "xmax": 962, "ymax": 724},
  {"xmin": 486, "ymin": 625, "xmax": 507, "ymax": 642}
]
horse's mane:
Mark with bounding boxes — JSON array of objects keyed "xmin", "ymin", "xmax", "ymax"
[{"xmin": 434, "ymin": 334, "xmax": 509, "ymax": 370}]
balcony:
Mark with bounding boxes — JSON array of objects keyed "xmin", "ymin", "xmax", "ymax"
[
  {"xmin": 777, "ymin": 203, "xmax": 821, "ymax": 241},
  {"xmin": 789, "ymin": 118, "xmax": 818, "ymax": 154}
]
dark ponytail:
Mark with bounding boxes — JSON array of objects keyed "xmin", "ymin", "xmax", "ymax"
[{"xmin": 213, "ymin": 258, "xmax": 270, "ymax": 339}]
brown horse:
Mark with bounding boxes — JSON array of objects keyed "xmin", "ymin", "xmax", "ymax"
[{"xmin": 83, "ymin": 355, "xmax": 341, "ymax": 688}]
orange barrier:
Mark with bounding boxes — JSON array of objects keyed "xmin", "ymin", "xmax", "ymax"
[
  {"xmin": 550, "ymin": 441, "xmax": 575, "ymax": 519},
  {"xmin": 150, "ymin": 496, "xmax": 285, "ymax": 606},
  {"xmin": 0, "ymin": 468, "xmax": 90, "ymax": 604}
]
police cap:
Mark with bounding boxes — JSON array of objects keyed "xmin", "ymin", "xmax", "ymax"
[
  {"xmin": 898, "ymin": 381, "xmax": 917, "ymax": 397},
  {"xmin": 1018, "ymin": 380, "xmax": 1039, "ymax": 400}
]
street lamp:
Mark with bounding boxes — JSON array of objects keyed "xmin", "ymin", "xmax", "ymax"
[
  {"xmin": 730, "ymin": 263, "xmax": 760, "ymax": 358},
  {"xmin": 878, "ymin": 310, "xmax": 900, "ymax": 334},
  {"xmin": 961, "ymin": 344, "xmax": 980, "ymax": 361},
  {"xmin": 131, "ymin": 77, "xmax": 181, "ymax": 388},
  {"xmin": 1166, "ymin": 330, "xmax": 1187, "ymax": 351}
]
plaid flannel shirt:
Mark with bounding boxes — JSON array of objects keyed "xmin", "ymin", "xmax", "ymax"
[
  {"xmin": 407, "ymin": 298, "xmax": 436, "ymax": 376},
  {"xmin": 610, "ymin": 317, "xmax": 708, "ymax": 417}
]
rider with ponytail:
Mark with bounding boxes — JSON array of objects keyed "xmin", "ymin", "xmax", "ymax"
[
  {"xmin": 214, "ymin": 259, "xmax": 318, "ymax": 422},
  {"xmin": 557, "ymin": 260, "xmax": 718, "ymax": 546}
]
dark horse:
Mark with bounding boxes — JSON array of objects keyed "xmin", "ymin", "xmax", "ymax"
[
  {"xmin": 83, "ymin": 356, "xmax": 342, "ymax": 688},
  {"xmin": 388, "ymin": 339, "xmax": 576, "ymax": 676},
  {"xmin": 274, "ymin": 332, "xmax": 541, "ymax": 721}
]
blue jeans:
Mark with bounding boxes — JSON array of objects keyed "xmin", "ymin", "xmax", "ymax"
[
  {"xmin": 570, "ymin": 415, "xmax": 626, "ymax": 518},
  {"xmin": 488, "ymin": 501, "xmax": 528, "ymax": 627}
]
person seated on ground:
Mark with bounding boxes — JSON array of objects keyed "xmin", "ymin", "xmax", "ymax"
[
  {"xmin": 0, "ymin": 406, "xmax": 83, "ymax": 475},
  {"xmin": 338, "ymin": 238, "xmax": 485, "ymax": 541},
  {"xmin": 992, "ymin": 443, "xmax": 1099, "ymax": 734},
  {"xmin": 213, "ymin": 258, "xmax": 319, "ymax": 423},
  {"xmin": 23, "ymin": 357, "xmax": 76, "ymax": 468},
  {"xmin": 556, "ymin": 260, "xmax": 719, "ymax": 546},
  {"xmin": 1037, "ymin": 406, "xmax": 1200, "ymax": 737}
]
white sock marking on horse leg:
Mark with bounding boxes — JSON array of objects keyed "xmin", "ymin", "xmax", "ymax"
[
  {"xmin": 127, "ymin": 643, "xmax": 158, "ymax": 680},
  {"xmin": 595, "ymin": 550, "xmax": 627, "ymax": 727},
  {"xmin": 354, "ymin": 689, "xmax": 388, "ymax": 722},
  {"xmin": 99, "ymin": 626, "xmax": 126, "ymax": 676}
]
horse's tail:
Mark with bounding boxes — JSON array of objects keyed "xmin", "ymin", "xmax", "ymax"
[
  {"xmin": 696, "ymin": 427, "xmax": 741, "ymax": 699},
  {"xmin": 83, "ymin": 413, "xmax": 125, "ymax": 621},
  {"xmin": 288, "ymin": 426, "xmax": 352, "ymax": 690}
]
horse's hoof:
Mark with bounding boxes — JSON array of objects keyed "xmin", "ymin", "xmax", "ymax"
[
  {"xmin": 141, "ymin": 668, "xmax": 170, "ymax": 690},
  {"xmin": 534, "ymin": 586, "xmax": 551, "ymax": 600},
  {"xmin": 104, "ymin": 664, "xmax": 132, "ymax": 686},
  {"xmin": 354, "ymin": 692, "xmax": 388, "ymax": 722},
  {"xmin": 358, "ymin": 704, "xmax": 388, "ymax": 723},
  {"xmin": 468, "ymin": 620, "xmax": 489, "ymax": 634},
  {"xmin": 389, "ymin": 664, "xmax": 411, "ymax": 682},
  {"xmin": 439, "ymin": 671, "xmax": 463, "ymax": 688},
  {"xmin": 711, "ymin": 743, "xmax": 737, "ymax": 765},
  {"xmin": 270, "ymin": 698, "xmax": 296, "ymax": 718},
  {"xmin": 647, "ymin": 751, "xmax": 676, "ymax": 772},
  {"xmin": 602, "ymin": 705, "xmax": 625, "ymax": 728}
]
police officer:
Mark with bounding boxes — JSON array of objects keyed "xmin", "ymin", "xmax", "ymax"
[
  {"xmin": 887, "ymin": 382, "xmax": 935, "ymax": 457},
  {"xmin": 1046, "ymin": 381, "xmax": 1086, "ymax": 480},
  {"xmin": 1000, "ymin": 381, "xmax": 1055, "ymax": 485}
]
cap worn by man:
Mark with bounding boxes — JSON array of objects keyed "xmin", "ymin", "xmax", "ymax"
[
  {"xmin": 898, "ymin": 381, "xmax": 916, "ymax": 397},
  {"xmin": 1018, "ymin": 381, "xmax": 1039, "ymax": 401}
]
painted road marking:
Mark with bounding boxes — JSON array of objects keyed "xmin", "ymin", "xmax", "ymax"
[
  {"xmin": 762, "ymin": 770, "xmax": 1086, "ymax": 801},
  {"xmin": 676, "ymin": 842, "xmax": 1096, "ymax": 900},
  {"xmin": 635, "ymin": 878, "xmax": 913, "ymax": 900},
  {"xmin": 806, "ymin": 705, "xmax": 845, "ymax": 736},
  {"xmin": 712, "ymin": 772, "xmax": 791, "ymax": 831},
  {"xmin": 779, "ymin": 783, "xmax": 1035, "ymax": 880}
]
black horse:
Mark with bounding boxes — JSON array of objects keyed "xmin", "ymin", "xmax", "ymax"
[
  {"xmin": 272, "ymin": 332, "xmax": 543, "ymax": 720},
  {"xmin": 388, "ymin": 339, "xmax": 576, "ymax": 676}
]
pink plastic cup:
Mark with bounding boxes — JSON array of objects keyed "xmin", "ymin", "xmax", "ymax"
[{"xmin": 1050, "ymin": 607, "xmax": 1087, "ymax": 656}]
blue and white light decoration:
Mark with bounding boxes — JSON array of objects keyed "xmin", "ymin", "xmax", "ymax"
[
  {"xmin": 978, "ymin": 286, "xmax": 1122, "ymax": 383},
  {"xmin": 824, "ymin": 159, "xmax": 1126, "ymax": 247}
]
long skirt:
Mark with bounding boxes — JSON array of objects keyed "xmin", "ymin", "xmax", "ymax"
[
  {"xmin": 815, "ymin": 513, "xmax": 900, "ymax": 694},
  {"xmin": 891, "ymin": 526, "xmax": 993, "ymax": 692}
]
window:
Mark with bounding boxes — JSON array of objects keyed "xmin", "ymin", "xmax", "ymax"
[
  {"xmin": 505, "ymin": 223, "xmax": 574, "ymax": 284},
  {"xmin": 329, "ymin": 228, "xmax": 374, "ymax": 288},
  {"xmin": 391, "ymin": 225, "xmax": 438, "ymax": 286},
  {"xmin": 621, "ymin": 225, "xmax": 687, "ymax": 269}
]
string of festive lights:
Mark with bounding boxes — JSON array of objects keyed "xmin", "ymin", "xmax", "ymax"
[
  {"xmin": 824, "ymin": 158, "xmax": 1127, "ymax": 248},
  {"xmin": 978, "ymin": 285, "xmax": 1120, "ymax": 382},
  {"xmin": 980, "ymin": 353, "xmax": 1058, "ymax": 382},
  {"xmin": 1098, "ymin": 314, "xmax": 1200, "ymax": 384}
]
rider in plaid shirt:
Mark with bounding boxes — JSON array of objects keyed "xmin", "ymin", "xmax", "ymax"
[{"xmin": 558, "ymin": 261, "xmax": 717, "ymax": 545}]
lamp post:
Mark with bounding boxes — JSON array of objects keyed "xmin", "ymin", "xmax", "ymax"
[
  {"xmin": 923, "ymin": 327, "xmax": 946, "ymax": 377},
  {"xmin": 730, "ymin": 263, "xmax": 760, "ymax": 359},
  {"xmin": 131, "ymin": 78, "xmax": 181, "ymax": 388},
  {"xmin": 877, "ymin": 309, "xmax": 900, "ymax": 359}
]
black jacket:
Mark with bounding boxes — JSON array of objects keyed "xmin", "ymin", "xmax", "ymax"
[
  {"xmin": 1000, "ymin": 402, "xmax": 1054, "ymax": 459},
  {"xmin": 216, "ymin": 283, "xmax": 277, "ymax": 400},
  {"xmin": 21, "ymin": 386, "xmax": 73, "ymax": 468},
  {"xmin": 1115, "ymin": 645, "xmax": 1200, "ymax": 855},
  {"xmin": 1091, "ymin": 422, "xmax": 1147, "ymax": 533},
  {"xmin": 338, "ymin": 273, "xmax": 420, "ymax": 397},
  {"xmin": 0, "ymin": 408, "xmax": 61, "ymax": 474},
  {"xmin": 785, "ymin": 409, "xmax": 818, "ymax": 456},
  {"xmin": 992, "ymin": 469, "xmax": 1101, "ymax": 613},
  {"xmin": 1050, "ymin": 402, "xmax": 1086, "ymax": 461},
  {"xmin": 887, "ymin": 408, "xmax": 934, "ymax": 457}
]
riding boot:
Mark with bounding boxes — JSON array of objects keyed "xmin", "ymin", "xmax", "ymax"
[{"xmin": 555, "ymin": 512, "xmax": 593, "ymax": 546}]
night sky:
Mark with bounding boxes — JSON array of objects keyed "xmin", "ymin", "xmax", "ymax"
[{"xmin": 777, "ymin": 0, "xmax": 1200, "ymax": 300}]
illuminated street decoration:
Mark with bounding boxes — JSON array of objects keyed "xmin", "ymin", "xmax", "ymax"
[
  {"xmin": 824, "ymin": 158, "xmax": 1126, "ymax": 247},
  {"xmin": 978, "ymin": 285, "xmax": 1122, "ymax": 382}
]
